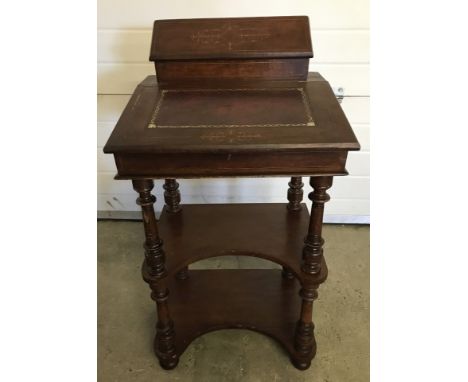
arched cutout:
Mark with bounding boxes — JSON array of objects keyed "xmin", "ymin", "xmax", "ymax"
[{"xmin": 172, "ymin": 253, "xmax": 301, "ymax": 281}]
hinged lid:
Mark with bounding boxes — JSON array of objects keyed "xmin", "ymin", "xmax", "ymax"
[{"xmin": 150, "ymin": 16, "xmax": 313, "ymax": 61}]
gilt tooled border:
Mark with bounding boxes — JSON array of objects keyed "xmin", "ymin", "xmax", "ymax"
[{"xmin": 147, "ymin": 88, "xmax": 315, "ymax": 129}]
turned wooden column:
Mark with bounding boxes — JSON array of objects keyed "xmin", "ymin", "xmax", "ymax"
[
  {"xmin": 163, "ymin": 179, "xmax": 188, "ymax": 280},
  {"xmin": 283, "ymin": 176, "xmax": 304, "ymax": 280},
  {"xmin": 294, "ymin": 176, "xmax": 333, "ymax": 369},
  {"xmin": 163, "ymin": 179, "xmax": 181, "ymax": 213},
  {"xmin": 132, "ymin": 179, "xmax": 178, "ymax": 370},
  {"xmin": 302, "ymin": 176, "xmax": 333, "ymax": 275},
  {"xmin": 287, "ymin": 176, "xmax": 304, "ymax": 211}
]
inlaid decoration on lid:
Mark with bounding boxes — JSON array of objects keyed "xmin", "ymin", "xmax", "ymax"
[{"xmin": 150, "ymin": 16, "xmax": 313, "ymax": 61}]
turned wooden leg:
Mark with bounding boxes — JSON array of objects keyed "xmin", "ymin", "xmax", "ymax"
[
  {"xmin": 302, "ymin": 176, "xmax": 333, "ymax": 275},
  {"xmin": 163, "ymin": 179, "xmax": 188, "ymax": 280},
  {"xmin": 163, "ymin": 179, "xmax": 181, "ymax": 213},
  {"xmin": 293, "ymin": 176, "xmax": 333, "ymax": 370},
  {"xmin": 287, "ymin": 176, "xmax": 304, "ymax": 211},
  {"xmin": 132, "ymin": 179, "xmax": 178, "ymax": 370},
  {"xmin": 293, "ymin": 285, "xmax": 319, "ymax": 369},
  {"xmin": 163, "ymin": 179, "xmax": 187, "ymax": 280},
  {"xmin": 282, "ymin": 176, "xmax": 304, "ymax": 279}
]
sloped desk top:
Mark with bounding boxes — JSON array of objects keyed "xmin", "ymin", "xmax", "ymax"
[{"xmin": 103, "ymin": 73, "xmax": 359, "ymax": 178}]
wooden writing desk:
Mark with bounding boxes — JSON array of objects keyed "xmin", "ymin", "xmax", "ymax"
[{"xmin": 103, "ymin": 16, "xmax": 360, "ymax": 371}]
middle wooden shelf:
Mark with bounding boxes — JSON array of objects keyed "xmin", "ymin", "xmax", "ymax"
[{"xmin": 142, "ymin": 203, "xmax": 327, "ymax": 284}]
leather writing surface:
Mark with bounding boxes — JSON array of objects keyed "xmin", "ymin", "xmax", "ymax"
[{"xmin": 148, "ymin": 88, "xmax": 314, "ymax": 129}]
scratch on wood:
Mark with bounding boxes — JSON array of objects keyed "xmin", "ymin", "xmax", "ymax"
[{"xmin": 131, "ymin": 93, "xmax": 141, "ymax": 112}]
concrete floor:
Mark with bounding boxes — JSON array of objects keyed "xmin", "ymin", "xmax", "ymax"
[{"xmin": 98, "ymin": 221, "xmax": 369, "ymax": 382}]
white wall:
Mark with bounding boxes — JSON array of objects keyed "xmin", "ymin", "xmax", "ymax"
[{"xmin": 97, "ymin": 0, "xmax": 369, "ymax": 223}]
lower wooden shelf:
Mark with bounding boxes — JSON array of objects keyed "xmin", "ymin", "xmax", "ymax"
[
  {"xmin": 163, "ymin": 268, "xmax": 316, "ymax": 369},
  {"xmin": 141, "ymin": 203, "xmax": 328, "ymax": 369}
]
